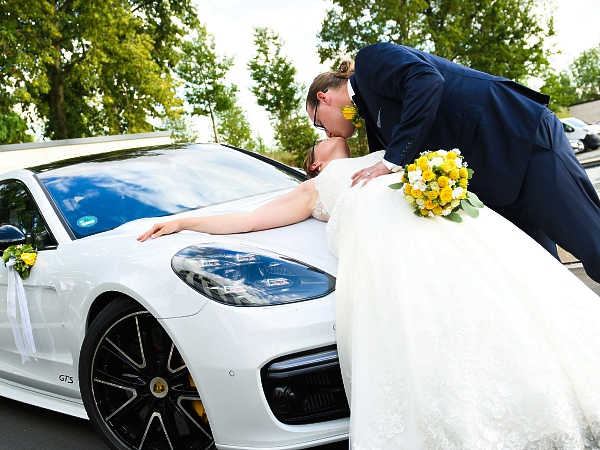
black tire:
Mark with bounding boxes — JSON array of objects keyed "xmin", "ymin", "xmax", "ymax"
[
  {"xmin": 582, "ymin": 139, "xmax": 590, "ymax": 153},
  {"xmin": 79, "ymin": 296, "xmax": 215, "ymax": 450}
]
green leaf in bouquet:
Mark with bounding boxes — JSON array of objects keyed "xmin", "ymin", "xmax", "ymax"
[
  {"xmin": 388, "ymin": 182, "xmax": 404, "ymax": 190},
  {"xmin": 467, "ymin": 168, "xmax": 474, "ymax": 179},
  {"xmin": 466, "ymin": 192, "xmax": 484, "ymax": 208},
  {"xmin": 443, "ymin": 212, "xmax": 463, "ymax": 223},
  {"xmin": 461, "ymin": 199, "xmax": 480, "ymax": 218},
  {"xmin": 414, "ymin": 210, "xmax": 423, "ymax": 217}
]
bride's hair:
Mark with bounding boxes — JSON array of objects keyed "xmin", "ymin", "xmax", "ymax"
[
  {"xmin": 302, "ymin": 141, "xmax": 321, "ymax": 179},
  {"xmin": 306, "ymin": 59, "xmax": 355, "ymax": 111}
]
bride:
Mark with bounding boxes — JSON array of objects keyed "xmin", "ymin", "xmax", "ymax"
[{"xmin": 138, "ymin": 137, "xmax": 600, "ymax": 449}]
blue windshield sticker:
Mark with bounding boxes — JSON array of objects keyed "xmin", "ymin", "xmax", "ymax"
[{"xmin": 77, "ymin": 216, "xmax": 98, "ymax": 228}]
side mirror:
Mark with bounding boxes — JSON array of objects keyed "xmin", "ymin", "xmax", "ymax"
[{"xmin": 0, "ymin": 225, "xmax": 26, "ymax": 251}]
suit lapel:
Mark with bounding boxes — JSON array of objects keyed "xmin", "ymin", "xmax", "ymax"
[{"xmin": 350, "ymin": 75, "xmax": 386, "ymax": 152}]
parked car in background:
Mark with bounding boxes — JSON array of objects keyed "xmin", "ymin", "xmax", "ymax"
[
  {"xmin": 570, "ymin": 139, "xmax": 586, "ymax": 154},
  {"xmin": 0, "ymin": 144, "xmax": 349, "ymax": 450},
  {"xmin": 560, "ymin": 117, "xmax": 600, "ymax": 152}
]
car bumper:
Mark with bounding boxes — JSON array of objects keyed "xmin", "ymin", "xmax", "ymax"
[{"xmin": 159, "ymin": 293, "xmax": 349, "ymax": 449}]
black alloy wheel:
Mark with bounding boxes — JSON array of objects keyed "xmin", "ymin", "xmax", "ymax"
[{"xmin": 79, "ymin": 297, "xmax": 215, "ymax": 450}]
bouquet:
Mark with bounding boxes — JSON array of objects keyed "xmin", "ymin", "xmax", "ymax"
[
  {"xmin": 2, "ymin": 244, "xmax": 37, "ymax": 279},
  {"xmin": 389, "ymin": 149, "xmax": 484, "ymax": 223}
]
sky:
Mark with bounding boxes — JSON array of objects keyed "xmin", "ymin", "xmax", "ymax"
[{"xmin": 191, "ymin": 0, "xmax": 600, "ymax": 145}]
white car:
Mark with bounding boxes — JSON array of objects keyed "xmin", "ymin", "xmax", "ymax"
[
  {"xmin": 0, "ymin": 144, "xmax": 349, "ymax": 450},
  {"xmin": 560, "ymin": 117, "xmax": 600, "ymax": 151}
]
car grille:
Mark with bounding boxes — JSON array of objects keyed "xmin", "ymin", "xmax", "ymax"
[{"xmin": 260, "ymin": 345, "xmax": 350, "ymax": 425}]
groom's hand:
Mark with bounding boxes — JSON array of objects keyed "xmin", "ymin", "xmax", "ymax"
[{"xmin": 351, "ymin": 161, "xmax": 391, "ymax": 187}]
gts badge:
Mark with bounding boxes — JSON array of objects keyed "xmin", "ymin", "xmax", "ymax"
[{"xmin": 59, "ymin": 374, "xmax": 74, "ymax": 384}]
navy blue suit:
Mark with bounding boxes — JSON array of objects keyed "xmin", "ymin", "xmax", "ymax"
[{"xmin": 351, "ymin": 42, "xmax": 600, "ymax": 283}]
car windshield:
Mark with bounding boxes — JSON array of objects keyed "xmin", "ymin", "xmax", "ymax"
[
  {"xmin": 564, "ymin": 118, "xmax": 589, "ymax": 127},
  {"xmin": 35, "ymin": 144, "xmax": 304, "ymax": 239}
]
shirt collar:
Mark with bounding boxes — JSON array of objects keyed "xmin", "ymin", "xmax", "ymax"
[{"xmin": 347, "ymin": 79, "xmax": 355, "ymax": 98}]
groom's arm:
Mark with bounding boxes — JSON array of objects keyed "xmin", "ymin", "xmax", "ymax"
[{"xmin": 355, "ymin": 43, "xmax": 444, "ymax": 167}]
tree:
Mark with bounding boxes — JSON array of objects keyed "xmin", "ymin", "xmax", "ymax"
[
  {"xmin": 0, "ymin": 0, "xmax": 197, "ymax": 141},
  {"xmin": 161, "ymin": 115, "xmax": 199, "ymax": 144},
  {"xmin": 177, "ymin": 24, "xmax": 237, "ymax": 143},
  {"xmin": 248, "ymin": 27, "xmax": 317, "ymax": 161},
  {"xmin": 217, "ymin": 104, "xmax": 256, "ymax": 150},
  {"xmin": 317, "ymin": 0, "xmax": 554, "ymax": 82},
  {"xmin": 539, "ymin": 70, "xmax": 578, "ymax": 116},
  {"xmin": 0, "ymin": 113, "xmax": 33, "ymax": 145},
  {"xmin": 570, "ymin": 45, "xmax": 600, "ymax": 103}
]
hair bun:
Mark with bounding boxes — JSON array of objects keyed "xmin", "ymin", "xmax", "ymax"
[{"xmin": 336, "ymin": 59, "xmax": 355, "ymax": 79}]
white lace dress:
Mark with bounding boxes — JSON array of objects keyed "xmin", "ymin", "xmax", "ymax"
[{"xmin": 313, "ymin": 151, "xmax": 600, "ymax": 450}]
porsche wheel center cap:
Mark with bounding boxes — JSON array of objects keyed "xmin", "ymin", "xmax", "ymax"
[{"xmin": 150, "ymin": 377, "xmax": 169, "ymax": 398}]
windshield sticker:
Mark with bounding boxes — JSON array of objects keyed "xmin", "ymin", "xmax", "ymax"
[{"xmin": 77, "ymin": 216, "xmax": 98, "ymax": 228}]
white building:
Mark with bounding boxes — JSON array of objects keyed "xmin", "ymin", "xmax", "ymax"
[{"xmin": 0, "ymin": 131, "xmax": 171, "ymax": 174}]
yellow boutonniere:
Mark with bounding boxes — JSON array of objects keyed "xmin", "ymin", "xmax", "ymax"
[{"xmin": 340, "ymin": 102, "xmax": 363, "ymax": 127}]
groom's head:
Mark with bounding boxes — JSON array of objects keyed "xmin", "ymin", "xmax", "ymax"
[{"xmin": 306, "ymin": 60, "xmax": 356, "ymax": 140}]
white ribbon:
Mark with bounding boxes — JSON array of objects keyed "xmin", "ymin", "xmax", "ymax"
[{"xmin": 6, "ymin": 257, "xmax": 36, "ymax": 363}]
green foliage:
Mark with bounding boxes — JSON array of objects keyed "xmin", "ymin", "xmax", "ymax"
[
  {"xmin": 317, "ymin": 0, "xmax": 554, "ymax": 82},
  {"xmin": 217, "ymin": 105, "xmax": 256, "ymax": 150},
  {"xmin": 0, "ymin": 0, "xmax": 196, "ymax": 141},
  {"xmin": 177, "ymin": 24, "xmax": 237, "ymax": 143},
  {"xmin": 570, "ymin": 45, "xmax": 600, "ymax": 102},
  {"xmin": 249, "ymin": 27, "xmax": 317, "ymax": 158},
  {"xmin": 248, "ymin": 28, "xmax": 304, "ymax": 126},
  {"xmin": 0, "ymin": 113, "xmax": 33, "ymax": 144},
  {"xmin": 161, "ymin": 115, "xmax": 199, "ymax": 144},
  {"xmin": 540, "ymin": 69, "xmax": 578, "ymax": 114},
  {"xmin": 274, "ymin": 114, "xmax": 318, "ymax": 166}
]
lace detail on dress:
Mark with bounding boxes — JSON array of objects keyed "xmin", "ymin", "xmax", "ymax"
[{"xmin": 311, "ymin": 196, "xmax": 330, "ymax": 221}]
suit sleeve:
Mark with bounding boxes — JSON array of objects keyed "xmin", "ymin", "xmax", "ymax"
[{"xmin": 355, "ymin": 43, "xmax": 445, "ymax": 166}]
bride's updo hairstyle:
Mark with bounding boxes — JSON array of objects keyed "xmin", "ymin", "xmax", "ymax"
[
  {"xmin": 306, "ymin": 59, "xmax": 355, "ymax": 111},
  {"xmin": 302, "ymin": 141, "xmax": 320, "ymax": 179}
]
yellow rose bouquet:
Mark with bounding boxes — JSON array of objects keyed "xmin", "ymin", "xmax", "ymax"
[
  {"xmin": 389, "ymin": 149, "xmax": 484, "ymax": 222},
  {"xmin": 2, "ymin": 244, "xmax": 37, "ymax": 279}
]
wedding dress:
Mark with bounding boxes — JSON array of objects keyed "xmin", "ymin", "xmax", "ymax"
[{"xmin": 313, "ymin": 151, "xmax": 600, "ymax": 450}]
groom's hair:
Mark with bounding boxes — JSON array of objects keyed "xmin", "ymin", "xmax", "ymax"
[
  {"xmin": 306, "ymin": 59, "xmax": 355, "ymax": 111},
  {"xmin": 303, "ymin": 142, "xmax": 320, "ymax": 179}
]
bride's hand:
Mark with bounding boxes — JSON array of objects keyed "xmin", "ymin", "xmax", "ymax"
[
  {"xmin": 137, "ymin": 220, "xmax": 182, "ymax": 242},
  {"xmin": 351, "ymin": 161, "xmax": 391, "ymax": 187}
]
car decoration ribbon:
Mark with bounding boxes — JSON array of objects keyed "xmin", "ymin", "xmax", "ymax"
[{"xmin": 6, "ymin": 257, "xmax": 36, "ymax": 363}]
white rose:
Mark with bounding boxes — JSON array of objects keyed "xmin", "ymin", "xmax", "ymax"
[
  {"xmin": 452, "ymin": 187, "xmax": 464, "ymax": 199},
  {"xmin": 404, "ymin": 195, "xmax": 416, "ymax": 204},
  {"xmin": 431, "ymin": 156, "xmax": 444, "ymax": 167},
  {"xmin": 451, "ymin": 199, "xmax": 460, "ymax": 208},
  {"xmin": 416, "ymin": 198, "xmax": 425, "ymax": 206}
]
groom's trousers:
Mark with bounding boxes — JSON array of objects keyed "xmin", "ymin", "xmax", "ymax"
[{"xmin": 491, "ymin": 108, "xmax": 600, "ymax": 284}]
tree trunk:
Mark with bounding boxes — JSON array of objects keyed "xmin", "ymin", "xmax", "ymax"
[
  {"xmin": 48, "ymin": 43, "xmax": 68, "ymax": 139},
  {"xmin": 209, "ymin": 104, "xmax": 219, "ymax": 143}
]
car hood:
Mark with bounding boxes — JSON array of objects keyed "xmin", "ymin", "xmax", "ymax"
[{"xmin": 50, "ymin": 194, "xmax": 338, "ymax": 319}]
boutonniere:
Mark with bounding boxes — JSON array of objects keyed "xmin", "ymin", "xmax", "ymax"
[{"xmin": 340, "ymin": 102, "xmax": 364, "ymax": 127}]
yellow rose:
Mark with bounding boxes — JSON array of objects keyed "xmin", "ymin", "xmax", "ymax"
[
  {"xmin": 341, "ymin": 106, "xmax": 355, "ymax": 120},
  {"xmin": 425, "ymin": 199, "xmax": 436, "ymax": 209},
  {"xmin": 438, "ymin": 176, "xmax": 449, "ymax": 188},
  {"xmin": 427, "ymin": 190, "xmax": 439, "ymax": 200},
  {"xmin": 447, "ymin": 151, "xmax": 457, "ymax": 160},
  {"xmin": 459, "ymin": 177, "xmax": 468, "ymax": 187},
  {"xmin": 420, "ymin": 208, "xmax": 430, "ymax": 216},
  {"xmin": 411, "ymin": 188, "xmax": 423, "ymax": 198},
  {"xmin": 422, "ymin": 169, "xmax": 435, "ymax": 182},
  {"xmin": 417, "ymin": 156, "xmax": 429, "ymax": 171},
  {"xmin": 440, "ymin": 186, "xmax": 453, "ymax": 203},
  {"xmin": 442, "ymin": 159, "xmax": 457, "ymax": 173},
  {"xmin": 459, "ymin": 167, "xmax": 469, "ymax": 178},
  {"xmin": 407, "ymin": 164, "xmax": 417, "ymax": 172},
  {"xmin": 404, "ymin": 184, "xmax": 412, "ymax": 195},
  {"xmin": 432, "ymin": 205, "xmax": 443, "ymax": 215},
  {"xmin": 449, "ymin": 169, "xmax": 459, "ymax": 180},
  {"xmin": 401, "ymin": 174, "xmax": 408, "ymax": 183},
  {"xmin": 20, "ymin": 253, "xmax": 37, "ymax": 266}
]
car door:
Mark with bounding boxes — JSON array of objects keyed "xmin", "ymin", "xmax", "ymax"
[{"xmin": 0, "ymin": 180, "xmax": 77, "ymax": 397}]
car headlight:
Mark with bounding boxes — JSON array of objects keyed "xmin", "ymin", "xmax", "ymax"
[{"xmin": 171, "ymin": 244, "xmax": 335, "ymax": 306}]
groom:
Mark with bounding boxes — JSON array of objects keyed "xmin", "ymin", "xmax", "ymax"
[{"xmin": 306, "ymin": 42, "xmax": 600, "ymax": 284}]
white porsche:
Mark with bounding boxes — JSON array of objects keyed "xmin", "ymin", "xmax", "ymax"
[{"xmin": 0, "ymin": 143, "xmax": 349, "ymax": 450}]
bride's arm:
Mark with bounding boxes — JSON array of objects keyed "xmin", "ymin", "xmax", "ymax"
[{"xmin": 137, "ymin": 179, "xmax": 318, "ymax": 241}]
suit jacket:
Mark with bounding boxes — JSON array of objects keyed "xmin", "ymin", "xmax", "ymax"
[{"xmin": 350, "ymin": 43, "xmax": 550, "ymax": 206}]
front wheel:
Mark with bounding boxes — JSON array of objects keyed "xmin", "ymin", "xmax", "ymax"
[{"xmin": 79, "ymin": 297, "xmax": 215, "ymax": 450}]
